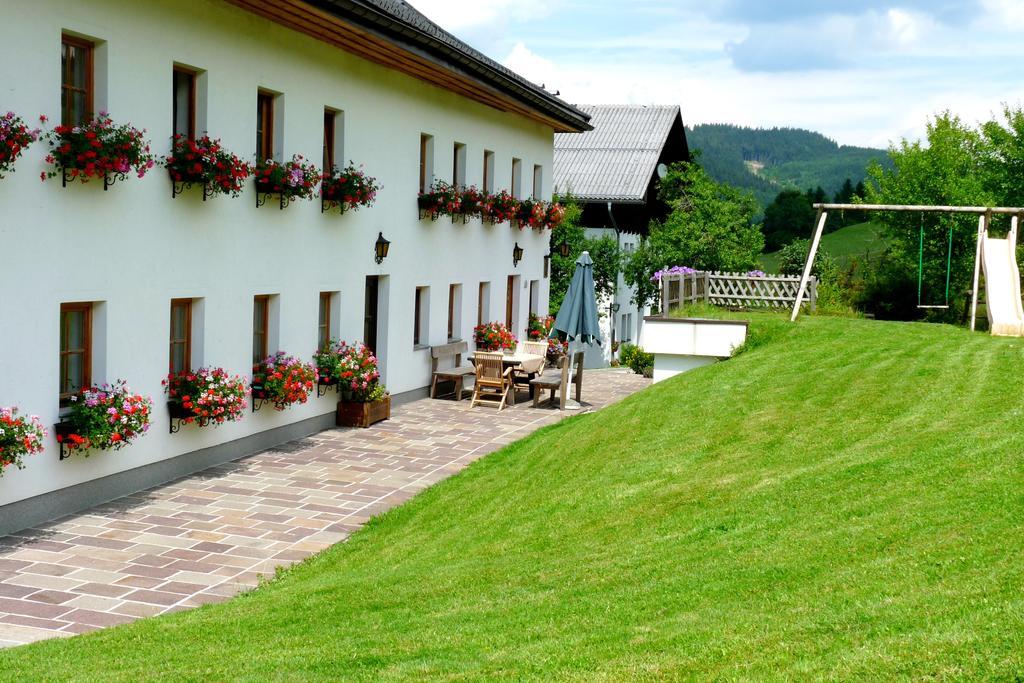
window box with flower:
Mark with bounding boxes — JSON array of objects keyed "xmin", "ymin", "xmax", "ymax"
[
  {"xmin": 165, "ymin": 135, "xmax": 252, "ymax": 200},
  {"xmin": 516, "ymin": 198, "xmax": 548, "ymax": 230},
  {"xmin": 251, "ymin": 352, "xmax": 317, "ymax": 411},
  {"xmin": 0, "ymin": 407, "xmax": 46, "ymax": 476},
  {"xmin": 54, "ymin": 381, "xmax": 153, "ymax": 460},
  {"xmin": 312, "ymin": 341, "xmax": 345, "ymax": 397},
  {"xmin": 321, "ymin": 162, "xmax": 380, "ymax": 214},
  {"xmin": 544, "ymin": 202, "xmax": 566, "ymax": 230},
  {"xmin": 455, "ymin": 185, "xmax": 484, "ymax": 223},
  {"xmin": 417, "ymin": 179, "xmax": 461, "ymax": 220},
  {"xmin": 474, "ymin": 321, "xmax": 517, "ymax": 352},
  {"xmin": 163, "ymin": 367, "xmax": 248, "ymax": 433},
  {"xmin": 481, "ymin": 189, "xmax": 520, "ymax": 225},
  {"xmin": 41, "ymin": 112, "xmax": 155, "ymax": 190},
  {"xmin": 254, "ymin": 154, "xmax": 320, "ymax": 210},
  {"xmin": 0, "ymin": 112, "xmax": 41, "ymax": 179}
]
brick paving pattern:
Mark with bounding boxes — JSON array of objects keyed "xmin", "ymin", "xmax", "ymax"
[{"xmin": 0, "ymin": 369, "xmax": 648, "ymax": 647}]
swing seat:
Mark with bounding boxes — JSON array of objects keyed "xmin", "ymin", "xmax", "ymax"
[{"xmin": 916, "ymin": 305, "xmax": 950, "ymax": 310}]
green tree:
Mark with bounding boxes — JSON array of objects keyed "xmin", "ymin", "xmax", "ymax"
[
  {"xmin": 980, "ymin": 105, "xmax": 1024, "ymax": 208},
  {"xmin": 762, "ymin": 189, "xmax": 815, "ymax": 251},
  {"xmin": 624, "ymin": 162, "xmax": 763, "ymax": 307},
  {"xmin": 864, "ymin": 111, "xmax": 995, "ymax": 316},
  {"xmin": 547, "ymin": 196, "xmax": 621, "ymax": 316},
  {"xmin": 548, "ymin": 198, "xmax": 585, "ymax": 315}
]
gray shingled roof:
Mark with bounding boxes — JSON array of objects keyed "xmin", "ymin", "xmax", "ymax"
[
  {"xmin": 310, "ymin": 0, "xmax": 591, "ymax": 132},
  {"xmin": 553, "ymin": 105, "xmax": 682, "ymax": 202}
]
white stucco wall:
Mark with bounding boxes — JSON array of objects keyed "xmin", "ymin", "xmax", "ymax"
[
  {"xmin": 582, "ymin": 228, "xmax": 649, "ymax": 367},
  {"xmin": 0, "ymin": 0, "xmax": 555, "ymax": 506}
]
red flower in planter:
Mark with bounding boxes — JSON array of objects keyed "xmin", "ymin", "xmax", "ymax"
[
  {"xmin": 164, "ymin": 134, "xmax": 252, "ymax": 198},
  {"xmin": 321, "ymin": 162, "xmax": 380, "ymax": 213},
  {"xmin": 41, "ymin": 112, "xmax": 155, "ymax": 184}
]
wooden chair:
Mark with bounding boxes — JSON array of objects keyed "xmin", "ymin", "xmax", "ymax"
[
  {"xmin": 571, "ymin": 351, "xmax": 584, "ymax": 402},
  {"xmin": 430, "ymin": 341, "xmax": 475, "ymax": 401},
  {"xmin": 530, "ymin": 355, "xmax": 570, "ymax": 409},
  {"xmin": 513, "ymin": 340, "xmax": 549, "ymax": 396},
  {"xmin": 470, "ymin": 351, "xmax": 514, "ymax": 411}
]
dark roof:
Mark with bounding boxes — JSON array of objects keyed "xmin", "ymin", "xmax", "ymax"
[
  {"xmin": 309, "ymin": 0, "xmax": 592, "ymax": 132},
  {"xmin": 553, "ymin": 105, "xmax": 685, "ymax": 202}
]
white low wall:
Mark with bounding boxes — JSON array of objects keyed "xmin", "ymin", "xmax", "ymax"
[{"xmin": 640, "ymin": 317, "xmax": 748, "ymax": 383}]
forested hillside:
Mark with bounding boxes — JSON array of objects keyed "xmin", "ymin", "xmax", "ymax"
[{"xmin": 687, "ymin": 124, "xmax": 890, "ymax": 211}]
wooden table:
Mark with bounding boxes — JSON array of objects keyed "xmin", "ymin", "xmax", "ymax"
[{"xmin": 468, "ymin": 352, "xmax": 545, "ymax": 401}]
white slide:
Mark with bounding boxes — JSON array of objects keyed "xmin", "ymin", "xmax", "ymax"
[{"xmin": 982, "ymin": 216, "xmax": 1024, "ymax": 336}]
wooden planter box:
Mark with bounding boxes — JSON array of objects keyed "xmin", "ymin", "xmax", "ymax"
[{"xmin": 336, "ymin": 396, "xmax": 391, "ymax": 428}]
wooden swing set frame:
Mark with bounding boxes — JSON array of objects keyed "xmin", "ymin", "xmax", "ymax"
[{"xmin": 790, "ymin": 203, "xmax": 1024, "ymax": 329}]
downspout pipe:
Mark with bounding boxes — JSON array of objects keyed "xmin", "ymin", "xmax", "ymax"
[{"xmin": 607, "ymin": 202, "xmax": 621, "ymax": 355}]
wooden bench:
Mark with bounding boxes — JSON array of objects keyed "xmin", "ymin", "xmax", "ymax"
[
  {"xmin": 530, "ymin": 355, "xmax": 570, "ymax": 409},
  {"xmin": 430, "ymin": 341, "xmax": 475, "ymax": 401}
]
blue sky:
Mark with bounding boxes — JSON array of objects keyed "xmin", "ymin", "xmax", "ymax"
[{"xmin": 411, "ymin": 0, "xmax": 1024, "ymax": 148}]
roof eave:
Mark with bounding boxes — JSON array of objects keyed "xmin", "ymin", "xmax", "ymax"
[{"xmin": 310, "ymin": 0, "xmax": 592, "ymax": 133}]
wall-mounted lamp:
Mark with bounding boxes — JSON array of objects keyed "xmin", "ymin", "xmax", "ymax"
[
  {"xmin": 512, "ymin": 242, "xmax": 524, "ymax": 267},
  {"xmin": 558, "ymin": 240, "xmax": 571, "ymax": 258},
  {"xmin": 611, "ymin": 303, "xmax": 621, "ymax": 313},
  {"xmin": 374, "ymin": 232, "xmax": 390, "ymax": 264}
]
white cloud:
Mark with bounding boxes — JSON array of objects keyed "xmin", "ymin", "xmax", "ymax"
[
  {"xmin": 472, "ymin": 2, "xmax": 1024, "ymax": 147},
  {"xmin": 979, "ymin": 0, "xmax": 1024, "ymax": 29},
  {"xmin": 502, "ymin": 42, "xmax": 558, "ymax": 86}
]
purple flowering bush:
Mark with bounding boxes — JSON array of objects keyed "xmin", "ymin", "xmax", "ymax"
[{"xmin": 651, "ymin": 265, "xmax": 698, "ymax": 282}]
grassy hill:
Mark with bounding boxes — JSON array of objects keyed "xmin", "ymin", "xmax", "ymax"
[
  {"xmin": 760, "ymin": 221, "xmax": 887, "ymax": 273},
  {"xmin": 688, "ymin": 124, "xmax": 890, "ymax": 212},
  {"xmin": 3, "ymin": 314, "xmax": 1024, "ymax": 680}
]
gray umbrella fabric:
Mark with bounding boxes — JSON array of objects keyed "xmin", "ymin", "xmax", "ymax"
[{"xmin": 550, "ymin": 251, "xmax": 603, "ymax": 346}]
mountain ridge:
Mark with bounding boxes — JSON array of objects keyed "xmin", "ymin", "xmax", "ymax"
[{"xmin": 686, "ymin": 123, "xmax": 891, "ymax": 213}]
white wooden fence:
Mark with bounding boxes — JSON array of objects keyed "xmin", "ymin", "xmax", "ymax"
[{"xmin": 661, "ymin": 271, "xmax": 817, "ymax": 312}]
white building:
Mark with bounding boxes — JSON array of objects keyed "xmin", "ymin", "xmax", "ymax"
[
  {"xmin": 553, "ymin": 105, "xmax": 689, "ymax": 364},
  {"xmin": 0, "ymin": 0, "xmax": 590, "ymax": 532}
]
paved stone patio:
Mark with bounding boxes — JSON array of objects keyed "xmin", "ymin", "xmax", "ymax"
[{"xmin": 0, "ymin": 368, "xmax": 648, "ymax": 648}]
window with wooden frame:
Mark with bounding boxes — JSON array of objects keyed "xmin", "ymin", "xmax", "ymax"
[
  {"xmin": 414, "ymin": 287, "xmax": 425, "ymax": 346},
  {"xmin": 61, "ymin": 34, "xmax": 94, "ymax": 127},
  {"xmin": 453, "ymin": 142, "xmax": 466, "ymax": 187},
  {"xmin": 478, "ymin": 282, "xmax": 489, "ymax": 327},
  {"xmin": 483, "ymin": 150, "xmax": 494, "ymax": 193},
  {"xmin": 505, "ymin": 276, "xmax": 515, "ymax": 329},
  {"xmin": 59, "ymin": 302, "xmax": 92, "ymax": 402},
  {"xmin": 419, "ymin": 134, "xmax": 433, "ymax": 193},
  {"xmin": 253, "ymin": 295, "xmax": 269, "ymax": 363},
  {"xmin": 256, "ymin": 91, "xmax": 275, "ymax": 162},
  {"xmin": 318, "ymin": 292, "xmax": 332, "ymax": 350},
  {"xmin": 172, "ymin": 67, "xmax": 196, "ymax": 141},
  {"xmin": 511, "ymin": 158, "xmax": 522, "ymax": 198},
  {"xmin": 323, "ymin": 109, "xmax": 336, "ymax": 174},
  {"xmin": 169, "ymin": 299, "xmax": 192, "ymax": 374},
  {"xmin": 448, "ymin": 284, "xmax": 463, "ymax": 342}
]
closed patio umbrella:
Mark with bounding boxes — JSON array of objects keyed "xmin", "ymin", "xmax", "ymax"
[
  {"xmin": 549, "ymin": 251, "xmax": 602, "ymax": 410},
  {"xmin": 550, "ymin": 251, "xmax": 603, "ymax": 346}
]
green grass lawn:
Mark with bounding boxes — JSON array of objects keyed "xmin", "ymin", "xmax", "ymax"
[
  {"xmin": 760, "ymin": 221, "xmax": 887, "ymax": 272},
  {"xmin": 4, "ymin": 314, "xmax": 1024, "ymax": 680}
]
